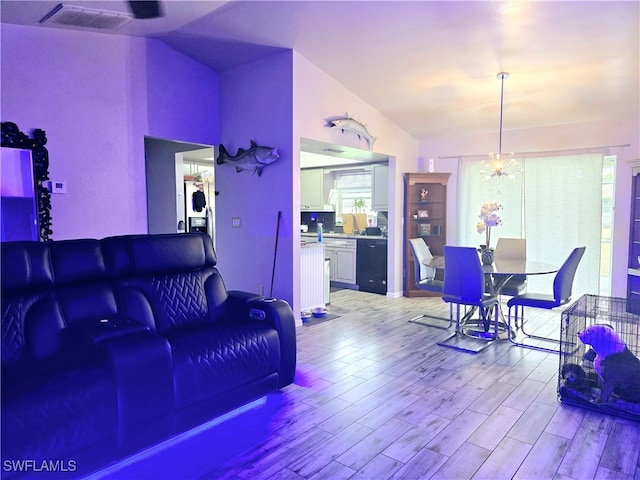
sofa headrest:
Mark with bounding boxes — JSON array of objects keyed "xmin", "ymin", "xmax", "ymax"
[
  {"xmin": 103, "ymin": 233, "xmax": 216, "ymax": 276},
  {"xmin": 1, "ymin": 241, "xmax": 54, "ymax": 293},
  {"xmin": 50, "ymin": 239, "xmax": 108, "ymax": 286}
]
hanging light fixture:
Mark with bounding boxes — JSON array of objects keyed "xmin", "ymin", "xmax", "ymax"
[{"xmin": 480, "ymin": 72, "xmax": 518, "ymax": 192}]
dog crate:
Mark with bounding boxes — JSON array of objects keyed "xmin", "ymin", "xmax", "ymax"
[{"xmin": 559, "ymin": 295, "xmax": 640, "ymax": 420}]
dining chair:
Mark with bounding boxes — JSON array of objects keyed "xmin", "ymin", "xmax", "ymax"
[
  {"xmin": 506, "ymin": 246, "xmax": 586, "ymax": 353},
  {"xmin": 494, "ymin": 237, "xmax": 527, "ymax": 296},
  {"xmin": 407, "ymin": 238, "xmax": 450, "ymax": 329},
  {"xmin": 438, "ymin": 246, "xmax": 499, "ymax": 353}
]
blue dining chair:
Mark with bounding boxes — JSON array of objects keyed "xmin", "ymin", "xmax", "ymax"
[
  {"xmin": 506, "ymin": 246, "xmax": 586, "ymax": 352},
  {"xmin": 438, "ymin": 246, "xmax": 499, "ymax": 353},
  {"xmin": 408, "ymin": 238, "xmax": 450, "ymax": 329}
]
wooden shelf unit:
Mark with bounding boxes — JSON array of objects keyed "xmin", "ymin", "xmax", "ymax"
[
  {"xmin": 403, "ymin": 172, "xmax": 450, "ymax": 297},
  {"xmin": 628, "ymin": 165, "xmax": 640, "ymax": 304}
]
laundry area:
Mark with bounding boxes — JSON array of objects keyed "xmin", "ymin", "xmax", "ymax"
[
  {"xmin": 145, "ymin": 137, "xmax": 215, "ymax": 242},
  {"xmin": 182, "ymin": 162, "xmax": 215, "ymax": 237}
]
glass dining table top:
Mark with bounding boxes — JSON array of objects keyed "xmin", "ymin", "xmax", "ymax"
[{"xmin": 426, "ymin": 256, "xmax": 559, "ymax": 276}]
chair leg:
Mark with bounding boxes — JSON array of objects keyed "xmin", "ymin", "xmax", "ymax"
[
  {"xmin": 507, "ymin": 304, "xmax": 560, "ymax": 353},
  {"xmin": 437, "ymin": 303, "xmax": 493, "ymax": 354},
  {"xmin": 409, "ymin": 312, "xmax": 453, "ymax": 330}
]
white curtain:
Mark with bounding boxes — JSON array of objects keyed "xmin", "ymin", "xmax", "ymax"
[{"xmin": 458, "ymin": 153, "xmax": 603, "ymax": 297}]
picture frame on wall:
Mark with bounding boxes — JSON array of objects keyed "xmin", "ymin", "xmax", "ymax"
[
  {"xmin": 417, "ymin": 210, "xmax": 429, "ymax": 218},
  {"xmin": 418, "ymin": 223, "xmax": 431, "ymax": 236}
]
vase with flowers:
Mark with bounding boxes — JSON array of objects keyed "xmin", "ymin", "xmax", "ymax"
[{"xmin": 476, "ymin": 202, "xmax": 502, "ymax": 265}]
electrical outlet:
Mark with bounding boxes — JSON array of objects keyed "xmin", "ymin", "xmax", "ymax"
[{"xmin": 232, "ymin": 217, "xmax": 241, "ymax": 228}]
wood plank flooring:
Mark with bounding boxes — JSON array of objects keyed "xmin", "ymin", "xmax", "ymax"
[{"xmin": 88, "ymin": 290, "xmax": 640, "ymax": 480}]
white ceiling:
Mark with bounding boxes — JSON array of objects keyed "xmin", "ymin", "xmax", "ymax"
[{"xmin": 2, "ymin": 1, "xmax": 639, "ymax": 143}]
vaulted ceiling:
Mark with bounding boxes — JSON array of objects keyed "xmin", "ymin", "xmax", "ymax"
[{"xmin": 2, "ymin": 1, "xmax": 639, "ymax": 142}]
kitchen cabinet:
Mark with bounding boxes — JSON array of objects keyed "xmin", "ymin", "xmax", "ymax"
[
  {"xmin": 324, "ymin": 237, "xmax": 357, "ymax": 286},
  {"xmin": 301, "ymin": 168, "xmax": 325, "ymax": 211},
  {"xmin": 371, "ymin": 164, "xmax": 388, "ymax": 211},
  {"xmin": 403, "ymin": 172, "xmax": 450, "ymax": 297},
  {"xmin": 300, "ymin": 243, "xmax": 326, "ymax": 311}
]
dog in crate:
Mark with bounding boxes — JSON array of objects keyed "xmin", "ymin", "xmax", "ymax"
[
  {"xmin": 578, "ymin": 324, "xmax": 640, "ymax": 403},
  {"xmin": 559, "ymin": 363, "xmax": 599, "ymax": 401}
]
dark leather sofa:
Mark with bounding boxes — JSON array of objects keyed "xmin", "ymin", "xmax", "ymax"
[{"xmin": 1, "ymin": 233, "xmax": 296, "ymax": 478}]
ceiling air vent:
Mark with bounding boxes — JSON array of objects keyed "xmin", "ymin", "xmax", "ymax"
[{"xmin": 40, "ymin": 4, "xmax": 133, "ymax": 31}]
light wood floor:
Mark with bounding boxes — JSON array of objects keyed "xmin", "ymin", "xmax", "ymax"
[{"xmin": 89, "ymin": 289, "xmax": 640, "ymax": 480}]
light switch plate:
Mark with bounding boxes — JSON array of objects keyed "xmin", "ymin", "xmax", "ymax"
[
  {"xmin": 232, "ymin": 217, "xmax": 242, "ymax": 228},
  {"xmin": 45, "ymin": 180, "xmax": 67, "ymax": 194}
]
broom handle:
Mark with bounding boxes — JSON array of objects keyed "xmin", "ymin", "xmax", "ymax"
[{"xmin": 269, "ymin": 211, "xmax": 282, "ymax": 298}]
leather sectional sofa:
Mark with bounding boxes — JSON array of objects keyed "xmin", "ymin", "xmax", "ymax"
[{"xmin": 1, "ymin": 233, "xmax": 296, "ymax": 478}]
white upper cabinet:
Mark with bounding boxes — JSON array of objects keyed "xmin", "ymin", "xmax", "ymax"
[
  {"xmin": 301, "ymin": 168, "xmax": 325, "ymax": 211},
  {"xmin": 371, "ymin": 164, "xmax": 388, "ymax": 211}
]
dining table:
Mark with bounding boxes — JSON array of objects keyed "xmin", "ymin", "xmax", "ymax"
[{"xmin": 426, "ymin": 255, "xmax": 559, "ymax": 346}]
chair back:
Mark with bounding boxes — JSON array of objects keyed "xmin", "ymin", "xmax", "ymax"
[
  {"xmin": 553, "ymin": 246, "xmax": 586, "ymax": 303},
  {"xmin": 409, "ymin": 238, "xmax": 435, "ymax": 283},
  {"xmin": 494, "ymin": 238, "xmax": 526, "ymax": 261},
  {"xmin": 442, "ymin": 246, "xmax": 485, "ymax": 302}
]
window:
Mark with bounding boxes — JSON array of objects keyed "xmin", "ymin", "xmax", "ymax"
[
  {"xmin": 335, "ymin": 171, "xmax": 372, "ymax": 216},
  {"xmin": 459, "ymin": 152, "xmax": 606, "ymax": 297}
]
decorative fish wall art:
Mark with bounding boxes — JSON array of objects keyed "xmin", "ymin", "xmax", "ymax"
[
  {"xmin": 216, "ymin": 140, "xmax": 279, "ymax": 177},
  {"xmin": 326, "ymin": 114, "xmax": 377, "ymax": 150}
]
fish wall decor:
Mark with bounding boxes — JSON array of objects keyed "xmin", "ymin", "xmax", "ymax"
[
  {"xmin": 216, "ymin": 140, "xmax": 279, "ymax": 176},
  {"xmin": 326, "ymin": 114, "xmax": 377, "ymax": 150}
]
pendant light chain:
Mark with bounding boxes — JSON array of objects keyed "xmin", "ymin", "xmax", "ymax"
[{"xmin": 497, "ymin": 71, "xmax": 509, "ymax": 157}]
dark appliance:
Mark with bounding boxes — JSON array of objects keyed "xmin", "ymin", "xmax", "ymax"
[
  {"xmin": 189, "ymin": 216, "xmax": 207, "ymax": 233},
  {"xmin": 356, "ymin": 238, "xmax": 387, "ymax": 294}
]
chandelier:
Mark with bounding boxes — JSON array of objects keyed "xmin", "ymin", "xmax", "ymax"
[{"xmin": 480, "ymin": 72, "xmax": 518, "ymax": 193}]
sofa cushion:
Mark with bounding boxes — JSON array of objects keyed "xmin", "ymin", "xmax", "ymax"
[
  {"xmin": 1, "ymin": 365, "xmax": 117, "ymax": 462},
  {"xmin": 170, "ymin": 323, "xmax": 281, "ymax": 409}
]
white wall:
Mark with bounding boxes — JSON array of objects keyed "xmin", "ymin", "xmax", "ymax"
[
  {"xmin": 0, "ymin": 23, "xmax": 219, "ymax": 240},
  {"xmin": 422, "ymin": 118, "xmax": 640, "ymax": 297},
  {"xmin": 215, "ymin": 51, "xmax": 294, "ymax": 306},
  {"xmin": 293, "ymin": 52, "xmax": 421, "ymax": 301}
]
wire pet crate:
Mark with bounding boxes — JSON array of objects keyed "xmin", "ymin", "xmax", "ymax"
[{"xmin": 559, "ymin": 295, "xmax": 640, "ymax": 420}]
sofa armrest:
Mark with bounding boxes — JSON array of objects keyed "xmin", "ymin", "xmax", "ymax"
[
  {"xmin": 218, "ymin": 292, "xmax": 296, "ymax": 388},
  {"xmin": 220, "ymin": 290, "xmax": 264, "ymax": 321},
  {"xmin": 246, "ymin": 297, "xmax": 297, "ymax": 388},
  {"xmin": 97, "ymin": 331, "xmax": 173, "ymax": 454}
]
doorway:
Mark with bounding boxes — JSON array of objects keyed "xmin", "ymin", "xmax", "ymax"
[{"xmin": 144, "ymin": 137, "xmax": 216, "ymax": 244}]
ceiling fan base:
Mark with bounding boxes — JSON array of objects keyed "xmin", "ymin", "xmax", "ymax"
[{"xmin": 128, "ymin": 1, "xmax": 163, "ymax": 19}]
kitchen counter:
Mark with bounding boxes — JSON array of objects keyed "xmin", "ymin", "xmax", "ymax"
[
  {"xmin": 302, "ymin": 233, "xmax": 387, "ymax": 241},
  {"xmin": 300, "ymin": 240, "xmax": 325, "ymax": 247}
]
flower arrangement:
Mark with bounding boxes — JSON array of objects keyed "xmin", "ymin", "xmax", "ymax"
[{"xmin": 476, "ymin": 202, "xmax": 502, "ymax": 248}]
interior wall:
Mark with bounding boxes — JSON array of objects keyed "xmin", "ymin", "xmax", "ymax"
[
  {"xmin": 215, "ymin": 51, "xmax": 294, "ymax": 306},
  {"xmin": 0, "ymin": 23, "xmax": 219, "ymax": 240},
  {"xmin": 421, "ymin": 117, "xmax": 640, "ymax": 298},
  {"xmin": 292, "ymin": 51, "xmax": 421, "ymax": 299}
]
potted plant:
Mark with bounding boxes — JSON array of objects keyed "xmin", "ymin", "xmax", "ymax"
[
  {"xmin": 352, "ymin": 198, "xmax": 366, "ymax": 213},
  {"xmin": 476, "ymin": 202, "xmax": 502, "ymax": 264}
]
